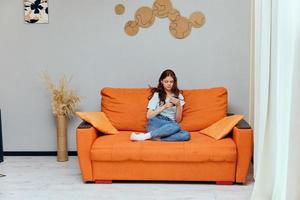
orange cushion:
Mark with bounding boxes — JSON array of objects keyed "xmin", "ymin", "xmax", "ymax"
[
  {"xmin": 101, "ymin": 88, "xmax": 150, "ymax": 132},
  {"xmin": 199, "ymin": 115, "xmax": 243, "ymax": 140},
  {"xmin": 91, "ymin": 131, "xmax": 236, "ymax": 162},
  {"xmin": 179, "ymin": 87, "xmax": 228, "ymax": 131},
  {"xmin": 76, "ymin": 112, "xmax": 119, "ymax": 134}
]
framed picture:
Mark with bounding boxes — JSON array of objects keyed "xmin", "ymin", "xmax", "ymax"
[{"xmin": 24, "ymin": 0, "xmax": 48, "ymax": 24}]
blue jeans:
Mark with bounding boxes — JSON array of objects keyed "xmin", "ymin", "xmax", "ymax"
[{"xmin": 147, "ymin": 115, "xmax": 190, "ymax": 141}]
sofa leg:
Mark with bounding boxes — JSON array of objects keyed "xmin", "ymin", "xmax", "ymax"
[
  {"xmin": 95, "ymin": 180, "xmax": 112, "ymax": 184},
  {"xmin": 216, "ymin": 181, "xmax": 233, "ymax": 185}
]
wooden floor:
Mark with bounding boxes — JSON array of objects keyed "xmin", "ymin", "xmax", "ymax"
[{"xmin": 0, "ymin": 156, "xmax": 254, "ymax": 200}]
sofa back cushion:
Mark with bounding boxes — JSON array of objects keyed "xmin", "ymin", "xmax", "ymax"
[
  {"xmin": 101, "ymin": 88, "xmax": 150, "ymax": 132},
  {"xmin": 101, "ymin": 87, "xmax": 227, "ymax": 132},
  {"xmin": 179, "ymin": 87, "xmax": 228, "ymax": 131}
]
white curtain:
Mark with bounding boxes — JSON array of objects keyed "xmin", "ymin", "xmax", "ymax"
[{"xmin": 251, "ymin": 0, "xmax": 300, "ymax": 199}]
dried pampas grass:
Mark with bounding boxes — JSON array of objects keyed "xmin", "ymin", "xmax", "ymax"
[{"xmin": 42, "ymin": 72, "xmax": 81, "ymax": 117}]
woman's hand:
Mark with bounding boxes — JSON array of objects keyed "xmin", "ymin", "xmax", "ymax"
[
  {"xmin": 170, "ymin": 97, "xmax": 180, "ymax": 107},
  {"xmin": 164, "ymin": 102, "xmax": 174, "ymax": 109}
]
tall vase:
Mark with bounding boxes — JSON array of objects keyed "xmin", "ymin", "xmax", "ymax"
[{"xmin": 56, "ymin": 114, "xmax": 68, "ymax": 162}]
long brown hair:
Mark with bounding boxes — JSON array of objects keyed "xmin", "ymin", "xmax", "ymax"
[{"xmin": 149, "ymin": 69, "xmax": 181, "ymax": 105}]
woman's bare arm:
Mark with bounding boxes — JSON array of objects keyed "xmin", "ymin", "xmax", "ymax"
[
  {"xmin": 170, "ymin": 97, "xmax": 183, "ymax": 122},
  {"xmin": 175, "ymin": 105, "xmax": 183, "ymax": 122}
]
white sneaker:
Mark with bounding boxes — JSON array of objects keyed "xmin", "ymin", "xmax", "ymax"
[
  {"xmin": 130, "ymin": 132, "xmax": 152, "ymax": 141},
  {"xmin": 130, "ymin": 132, "xmax": 139, "ymax": 141}
]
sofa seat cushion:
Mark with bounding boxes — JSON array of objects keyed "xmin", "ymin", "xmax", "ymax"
[{"xmin": 91, "ymin": 131, "xmax": 236, "ymax": 162}]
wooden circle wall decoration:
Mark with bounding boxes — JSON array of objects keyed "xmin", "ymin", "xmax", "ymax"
[
  {"xmin": 152, "ymin": 0, "xmax": 173, "ymax": 18},
  {"xmin": 124, "ymin": 20, "xmax": 139, "ymax": 36},
  {"xmin": 134, "ymin": 7, "xmax": 155, "ymax": 28},
  {"xmin": 168, "ymin": 9, "xmax": 180, "ymax": 22},
  {"xmin": 115, "ymin": 4, "xmax": 125, "ymax": 15},
  {"xmin": 169, "ymin": 16, "xmax": 192, "ymax": 39},
  {"xmin": 190, "ymin": 11, "xmax": 206, "ymax": 28},
  {"xmin": 121, "ymin": 1, "xmax": 206, "ymax": 39}
]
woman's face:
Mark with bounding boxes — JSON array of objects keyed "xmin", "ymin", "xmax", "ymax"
[{"xmin": 161, "ymin": 76, "xmax": 174, "ymax": 92}]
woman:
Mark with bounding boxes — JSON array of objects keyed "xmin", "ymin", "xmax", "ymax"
[{"xmin": 130, "ymin": 69, "xmax": 190, "ymax": 141}]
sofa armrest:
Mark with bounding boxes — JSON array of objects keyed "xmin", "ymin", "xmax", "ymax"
[
  {"xmin": 78, "ymin": 120, "xmax": 93, "ymax": 129},
  {"xmin": 236, "ymin": 118, "xmax": 251, "ymax": 129},
  {"xmin": 76, "ymin": 120, "xmax": 98, "ymax": 182},
  {"xmin": 232, "ymin": 123, "xmax": 253, "ymax": 183}
]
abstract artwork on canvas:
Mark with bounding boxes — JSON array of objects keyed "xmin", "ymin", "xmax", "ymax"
[{"xmin": 24, "ymin": 0, "xmax": 48, "ymax": 24}]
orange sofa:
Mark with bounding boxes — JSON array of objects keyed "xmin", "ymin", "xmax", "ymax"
[{"xmin": 76, "ymin": 87, "xmax": 253, "ymax": 184}]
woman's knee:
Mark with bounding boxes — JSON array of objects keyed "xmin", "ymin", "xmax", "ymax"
[{"xmin": 181, "ymin": 131, "xmax": 190, "ymax": 141}]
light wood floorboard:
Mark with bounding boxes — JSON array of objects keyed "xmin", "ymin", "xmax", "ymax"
[{"xmin": 0, "ymin": 156, "xmax": 254, "ymax": 200}]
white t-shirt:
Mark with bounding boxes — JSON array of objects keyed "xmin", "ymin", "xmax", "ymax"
[{"xmin": 147, "ymin": 92, "xmax": 185, "ymax": 121}]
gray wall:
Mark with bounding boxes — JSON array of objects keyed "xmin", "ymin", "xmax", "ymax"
[{"xmin": 0, "ymin": 0, "xmax": 250, "ymax": 151}]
